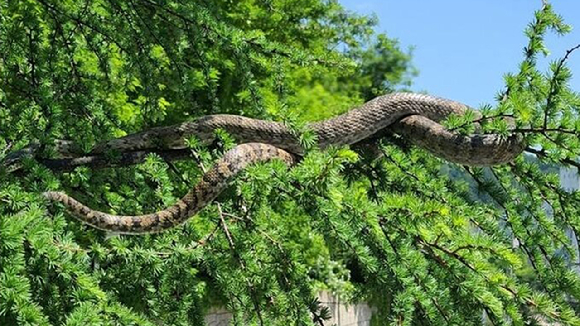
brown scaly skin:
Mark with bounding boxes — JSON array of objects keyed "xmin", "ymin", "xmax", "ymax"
[
  {"xmin": 43, "ymin": 92, "xmax": 526, "ymax": 234},
  {"xmin": 392, "ymin": 115, "xmax": 524, "ymax": 165},
  {"xmin": 44, "ymin": 143, "xmax": 296, "ymax": 234}
]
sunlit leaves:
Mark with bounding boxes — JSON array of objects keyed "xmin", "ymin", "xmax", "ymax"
[{"xmin": 2, "ymin": 0, "xmax": 580, "ymax": 325}]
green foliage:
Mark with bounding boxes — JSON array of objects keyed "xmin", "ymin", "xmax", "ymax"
[{"xmin": 1, "ymin": 1, "xmax": 580, "ymax": 325}]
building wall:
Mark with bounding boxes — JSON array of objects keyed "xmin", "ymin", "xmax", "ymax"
[
  {"xmin": 204, "ymin": 291, "xmax": 374, "ymax": 326},
  {"xmin": 560, "ymin": 166, "xmax": 580, "ymax": 191},
  {"xmin": 560, "ymin": 166, "xmax": 580, "ymax": 272}
]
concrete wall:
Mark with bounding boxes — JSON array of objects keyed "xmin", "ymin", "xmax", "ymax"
[
  {"xmin": 560, "ymin": 166, "xmax": 579, "ymax": 191},
  {"xmin": 204, "ymin": 291, "xmax": 374, "ymax": 326},
  {"xmin": 318, "ymin": 291, "xmax": 374, "ymax": 326},
  {"xmin": 204, "ymin": 307, "xmax": 232, "ymax": 326}
]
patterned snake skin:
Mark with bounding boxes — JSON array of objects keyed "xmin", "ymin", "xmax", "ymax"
[{"xmin": 43, "ymin": 93, "xmax": 525, "ymax": 234}]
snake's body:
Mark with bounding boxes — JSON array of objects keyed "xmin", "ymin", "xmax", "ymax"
[{"xmin": 44, "ymin": 93, "xmax": 525, "ymax": 234}]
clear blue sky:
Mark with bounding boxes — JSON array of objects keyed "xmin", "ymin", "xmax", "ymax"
[{"xmin": 339, "ymin": 0, "xmax": 580, "ymax": 107}]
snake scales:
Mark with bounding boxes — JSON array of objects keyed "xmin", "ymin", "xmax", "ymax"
[{"xmin": 43, "ymin": 93, "xmax": 525, "ymax": 234}]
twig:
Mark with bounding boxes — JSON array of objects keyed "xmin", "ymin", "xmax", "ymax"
[
  {"xmin": 217, "ymin": 203, "xmax": 265, "ymax": 326},
  {"xmin": 525, "ymin": 147, "xmax": 580, "ymax": 170},
  {"xmin": 543, "ymin": 43, "xmax": 580, "ymax": 129}
]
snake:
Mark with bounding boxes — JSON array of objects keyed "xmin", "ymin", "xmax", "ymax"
[{"xmin": 43, "ymin": 92, "xmax": 526, "ymax": 234}]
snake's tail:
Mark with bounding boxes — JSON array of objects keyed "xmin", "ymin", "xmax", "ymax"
[{"xmin": 43, "ymin": 143, "xmax": 296, "ymax": 234}]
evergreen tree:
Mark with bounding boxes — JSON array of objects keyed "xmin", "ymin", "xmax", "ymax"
[{"xmin": 1, "ymin": 1, "xmax": 579, "ymax": 325}]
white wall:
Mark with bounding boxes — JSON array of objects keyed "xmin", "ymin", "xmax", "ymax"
[
  {"xmin": 560, "ymin": 166, "xmax": 580, "ymax": 191},
  {"xmin": 204, "ymin": 291, "xmax": 374, "ymax": 326}
]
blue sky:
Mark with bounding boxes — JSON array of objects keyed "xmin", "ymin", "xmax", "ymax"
[{"xmin": 339, "ymin": 0, "xmax": 580, "ymax": 107}]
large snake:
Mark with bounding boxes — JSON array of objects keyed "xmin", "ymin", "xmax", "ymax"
[{"xmin": 43, "ymin": 93, "xmax": 525, "ymax": 234}]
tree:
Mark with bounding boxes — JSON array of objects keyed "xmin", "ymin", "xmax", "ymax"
[{"xmin": 1, "ymin": 0, "xmax": 579, "ymax": 325}]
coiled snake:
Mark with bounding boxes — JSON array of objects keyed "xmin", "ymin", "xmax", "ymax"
[{"xmin": 43, "ymin": 93, "xmax": 525, "ymax": 234}]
